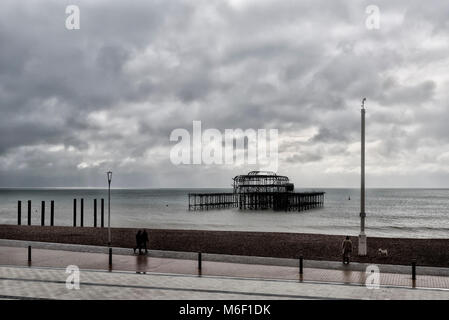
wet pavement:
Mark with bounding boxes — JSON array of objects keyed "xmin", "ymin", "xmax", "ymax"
[
  {"xmin": 1, "ymin": 244, "xmax": 449, "ymax": 296},
  {"xmin": 1, "ymin": 264, "xmax": 449, "ymax": 300}
]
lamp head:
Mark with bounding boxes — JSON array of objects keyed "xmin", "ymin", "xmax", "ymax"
[
  {"xmin": 107, "ymin": 171, "xmax": 112, "ymax": 183},
  {"xmin": 361, "ymin": 98, "xmax": 366, "ymax": 109}
]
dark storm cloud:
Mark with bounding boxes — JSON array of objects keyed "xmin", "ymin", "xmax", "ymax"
[{"xmin": 0, "ymin": 0, "xmax": 448, "ymax": 187}]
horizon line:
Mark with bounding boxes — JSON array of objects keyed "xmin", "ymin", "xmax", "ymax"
[{"xmin": 2, "ymin": 186, "xmax": 449, "ymax": 190}]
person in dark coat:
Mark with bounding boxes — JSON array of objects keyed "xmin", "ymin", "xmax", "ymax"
[
  {"xmin": 134, "ymin": 230, "xmax": 142, "ymax": 254},
  {"xmin": 342, "ymin": 236, "xmax": 353, "ymax": 265},
  {"xmin": 141, "ymin": 230, "xmax": 149, "ymax": 254}
]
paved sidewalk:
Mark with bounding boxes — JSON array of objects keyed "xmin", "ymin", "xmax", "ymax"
[
  {"xmin": 1, "ymin": 245, "xmax": 449, "ymax": 291},
  {"xmin": 3, "ymin": 238, "xmax": 448, "ymax": 276},
  {"xmin": 1, "ymin": 265, "xmax": 449, "ymax": 300}
]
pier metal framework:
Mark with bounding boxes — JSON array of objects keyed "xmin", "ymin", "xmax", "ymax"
[
  {"xmin": 233, "ymin": 171, "xmax": 293, "ymax": 193},
  {"xmin": 188, "ymin": 171, "xmax": 324, "ymax": 212}
]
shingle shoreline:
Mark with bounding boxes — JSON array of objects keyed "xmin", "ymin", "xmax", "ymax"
[{"xmin": 0, "ymin": 224, "xmax": 448, "ymax": 267}]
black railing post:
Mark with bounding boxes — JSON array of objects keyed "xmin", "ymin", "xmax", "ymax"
[
  {"xmin": 73, "ymin": 199, "xmax": 77, "ymax": 227},
  {"xmin": 198, "ymin": 252, "xmax": 202, "ymax": 271},
  {"xmin": 50, "ymin": 200, "xmax": 54, "ymax": 226},
  {"xmin": 18, "ymin": 201, "xmax": 21, "ymax": 225},
  {"xmin": 299, "ymin": 256, "xmax": 303, "ymax": 275},
  {"xmin": 93, "ymin": 199, "xmax": 97, "ymax": 227},
  {"xmin": 27, "ymin": 200, "xmax": 31, "ymax": 225},
  {"xmin": 28, "ymin": 246, "xmax": 32, "ymax": 262},
  {"xmin": 412, "ymin": 260, "xmax": 416, "ymax": 280},
  {"xmin": 109, "ymin": 248, "xmax": 112, "ymax": 266},
  {"xmin": 41, "ymin": 201, "xmax": 45, "ymax": 226}
]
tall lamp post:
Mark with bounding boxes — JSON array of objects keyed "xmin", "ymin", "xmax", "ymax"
[
  {"xmin": 107, "ymin": 171, "xmax": 112, "ymax": 265},
  {"xmin": 359, "ymin": 98, "xmax": 367, "ymax": 256}
]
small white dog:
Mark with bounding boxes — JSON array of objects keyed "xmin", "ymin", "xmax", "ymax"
[{"xmin": 378, "ymin": 248, "xmax": 388, "ymax": 257}]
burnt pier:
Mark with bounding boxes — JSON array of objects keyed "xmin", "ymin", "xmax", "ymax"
[
  {"xmin": 188, "ymin": 171, "xmax": 325, "ymax": 211},
  {"xmin": 188, "ymin": 193, "xmax": 237, "ymax": 210}
]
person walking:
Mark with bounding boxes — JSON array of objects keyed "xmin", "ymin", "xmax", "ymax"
[
  {"xmin": 134, "ymin": 230, "xmax": 142, "ymax": 254},
  {"xmin": 342, "ymin": 236, "xmax": 353, "ymax": 265},
  {"xmin": 141, "ymin": 229, "xmax": 149, "ymax": 254}
]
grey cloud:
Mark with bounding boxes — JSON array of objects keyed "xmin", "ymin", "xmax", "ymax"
[
  {"xmin": 0, "ymin": 0, "xmax": 448, "ymax": 187},
  {"xmin": 285, "ymin": 153, "xmax": 323, "ymax": 164},
  {"xmin": 311, "ymin": 127, "xmax": 351, "ymax": 143}
]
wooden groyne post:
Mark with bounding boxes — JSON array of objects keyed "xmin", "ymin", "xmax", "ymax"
[
  {"xmin": 17, "ymin": 201, "xmax": 21, "ymax": 225},
  {"xmin": 27, "ymin": 200, "xmax": 31, "ymax": 225},
  {"xmin": 41, "ymin": 201, "xmax": 45, "ymax": 226},
  {"xmin": 80, "ymin": 198, "xmax": 84, "ymax": 227},
  {"xmin": 94, "ymin": 199, "xmax": 97, "ymax": 227},
  {"xmin": 50, "ymin": 200, "xmax": 54, "ymax": 226},
  {"xmin": 73, "ymin": 199, "xmax": 77, "ymax": 227},
  {"xmin": 101, "ymin": 198, "xmax": 105, "ymax": 228}
]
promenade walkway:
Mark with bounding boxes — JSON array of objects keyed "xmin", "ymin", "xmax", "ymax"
[
  {"xmin": 0, "ymin": 241, "xmax": 448, "ymax": 299},
  {"xmin": 1, "ymin": 265, "xmax": 448, "ymax": 300}
]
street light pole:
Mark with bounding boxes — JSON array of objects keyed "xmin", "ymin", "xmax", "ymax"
[
  {"xmin": 107, "ymin": 171, "xmax": 112, "ymax": 246},
  {"xmin": 359, "ymin": 98, "xmax": 367, "ymax": 256},
  {"xmin": 107, "ymin": 171, "xmax": 112, "ymax": 267}
]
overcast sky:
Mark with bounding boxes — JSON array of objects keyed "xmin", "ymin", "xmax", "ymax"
[{"xmin": 1, "ymin": 0, "xmax": 449, "ymax": 188}]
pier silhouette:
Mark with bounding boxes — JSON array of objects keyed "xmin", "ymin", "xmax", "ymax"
[{"xmin": 188, "ymin": 171, "xmax": 324, "ymax": 211}]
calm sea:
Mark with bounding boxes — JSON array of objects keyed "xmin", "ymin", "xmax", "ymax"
[{"xmin": 0, "ymin": 188, "xmax": 448, "ymax": 239}]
